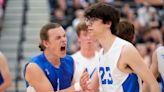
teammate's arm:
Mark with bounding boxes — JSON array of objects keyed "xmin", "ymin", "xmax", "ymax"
[
  {"xmin": 142, "ymin": 49, "xmax": 160, "ymax": 92},
  {"xmin": 0, "ymin": 52, "xmax": 12, "ymax": 91},
  {"xmin": 150, "ymin": 50, "xmax": 159, "ymax": 78},
  {"xmin": 25, "ymin": 63, "xmax": 54, "ymax": 92},
  {"xmin": 121, "ymin": 45, "xmax": 160, "ymax": 92}
]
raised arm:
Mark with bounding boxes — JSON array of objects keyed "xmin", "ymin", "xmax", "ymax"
[{"xmin": 121, "ymin": 45, "xmax": 160, "ymax": 92}]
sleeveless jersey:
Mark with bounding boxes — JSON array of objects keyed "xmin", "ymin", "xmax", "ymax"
[
  {"xmin": 156, "ymin": 46, "xmax": 164, "ymax": 92},
  {"xmin": 24, "ymin": 53, "xmax": 74, "ymax": 91},
  {"xmin": 98, "ymin": 37, "xmax": 141, "ymax": 92},
  {"xmin": 72, "ymin": 51, "xmax": 99, "ymax": 82}
]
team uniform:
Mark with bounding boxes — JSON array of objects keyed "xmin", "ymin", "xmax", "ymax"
[
  {"xmin": 98, "ymin": 37, "xmax": 141, "ymax": 92},
  {"xmin": 156, "ymin": 46, "xmax": 164, "ymax": 92},
  {"xmin": 0, "ymin": 73, "xmax": 3, "ymax": 85},
  {"xmin": 24, "ymin": 53, "xmax": 74, "ymax": 91},
  {"xmin": 72, "ymin": 51, "xmax": 99, "ymax": 82}
]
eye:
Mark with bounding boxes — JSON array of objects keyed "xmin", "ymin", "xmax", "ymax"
[{"xmin": 56, "ymin": 36, "xmax": 61, "ymax": 40}]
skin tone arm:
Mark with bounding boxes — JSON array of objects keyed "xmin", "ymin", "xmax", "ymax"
[
  {"xmin": 25, "ymin": 62, "xmax": 79, "ymax": 92},
  {"xmin": 25, "ymin": 63, "xmax": 54, "ymax": 92},
  {"xmin": 0, "ymin": 52, "xmax": 12, "ymax": 91},
  {"xmin": 142, "ymin": 50, "xmax": 159, "ymax": 92},
  {"xmin": 120, "ymin": 45, "xmax": 160, "ymax": 92}
]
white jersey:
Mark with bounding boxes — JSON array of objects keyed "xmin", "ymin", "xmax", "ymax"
[
  {"xmin": 156, "ymin": 46, "xmax": 164, "ymax": 91},
  {"xmin": 99, "ymin": 37, "xmax": 141, "ymax": 92},
  {"xmin": 72, "ymin": 51, "xmax": 99, "ymax": 82}
]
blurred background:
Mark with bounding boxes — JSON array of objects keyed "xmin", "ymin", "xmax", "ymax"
[{"xmin": 0, "ymin": 0, "xmax": 163, "ymax": 92}]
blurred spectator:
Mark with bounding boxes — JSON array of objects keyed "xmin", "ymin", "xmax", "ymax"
[
  {"xmin": 149, "ymin": 28, "xmax": 163, "ymax": 45},
  {"xmin": 136, "ymin": 43, "xmax": 151, "ymax": 67},
  {"xmin": 51, "ymin": 8, "xmax": 71, "ymax": 29},
  {"xmin": 72, "ymin": 9, "xmax": 85, "ymax": 29},
  {"xmin": 137, "ymin": 1, "xmax": 157, "ymax": 26},
  {"xmin": 66, "ymin": 26, "xmax": 79, "ymax": 54}
]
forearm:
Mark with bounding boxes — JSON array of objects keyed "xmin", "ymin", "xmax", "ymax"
[
  {"xmin": 142, "ymin": 72, "xmax": 160, "ymax": 92},
  {"xmin": 0, "ymin": 81, "xmax": 12, "ymax": 91}
]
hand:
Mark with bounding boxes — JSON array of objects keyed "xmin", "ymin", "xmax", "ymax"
[{"xmin": 80, "ymin": 69, "xmax": 90, "ymax": 91}]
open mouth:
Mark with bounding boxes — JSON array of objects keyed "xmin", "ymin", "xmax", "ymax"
[{"xmin": 60, "ymin": 46, "xmax": 66, "ymax": 52}]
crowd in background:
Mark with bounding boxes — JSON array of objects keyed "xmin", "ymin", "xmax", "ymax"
[{"xmin": 48, "ymin": 0, "xmax": 164, "ymax": 69}]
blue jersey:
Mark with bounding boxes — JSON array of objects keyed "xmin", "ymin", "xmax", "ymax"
[
  {"xmin": 24, "ymin": 53, "xmax": 74, "ymax": 91},
  {"xmin": 0, "ymin": 73, "xmax": 4, "ymax": 85}
]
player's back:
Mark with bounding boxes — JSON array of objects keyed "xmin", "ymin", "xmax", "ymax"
[{"xmin": 99, "ymin": 37, "xmax": 141, "ymax": 92}]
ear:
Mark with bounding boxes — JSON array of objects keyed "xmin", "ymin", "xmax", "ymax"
[
  {"xmin": 105, "ymin": 21, "xmax": 112, "ymax": 28},
  {"xmin": 42, "ymin": 40, "xmax": 49, "ymax": 48}
]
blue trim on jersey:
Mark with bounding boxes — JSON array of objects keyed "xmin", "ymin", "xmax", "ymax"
[
  {"xmin": 0, "ymin": 73, "xmax": 4, "ymax": 85},
  {"xmin": 122, "ymin": 73, "xmax": 139, "ymax": 92},
  {"xmin": 24, "ymin": 53, "xmax": 74, "ymax": 91},
  {"xmin": 86, "ymin": 68, "xmax": 96, "ymax": 78},
  {"xmin": 90, "ymin": 68, "xmax": 96, "ymax": 78},
  {"xmin": 160, "ymin": 75, "xmax": 164, "ymax": 92}
]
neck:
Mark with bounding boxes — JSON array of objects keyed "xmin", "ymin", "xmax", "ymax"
[
  {"xmin": 96, "ymin": 30, "xmax": 116, "ymax": 54},
  {"xmin": 80, "ymin": 46, "xmax": 95, "ymax": 58},
  {"xmin": 44, "ymin": 51, "xmax": 61, "ymax": 68}
]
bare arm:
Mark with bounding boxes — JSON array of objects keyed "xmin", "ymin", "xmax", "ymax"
[
  {"xmin": 0, "ymin": 52, "xmax": 12, "ymax": 91},
  {"xmin": 150, "ymin": 50, "xmax": 159, "ymax": 78},
  {"xmin": 121, "ymin": 45, "xmax": 160, "ymax": 92},
  {"xmin": 25, "ymin": 63, "xmax": 54, "ymax": 92},
  {"xmin": 25, "ymin": 60, "xmax": 79, "ymax": 92},
  {"xmin": 142, "ymin": 49, "xmax": 159, "ymax": 92}
]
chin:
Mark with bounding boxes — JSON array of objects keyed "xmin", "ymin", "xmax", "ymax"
[{"xmin": 60, "ymin": 52, "xmax": 66, "ymax": 58}]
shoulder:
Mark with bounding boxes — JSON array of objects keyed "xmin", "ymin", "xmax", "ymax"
[
  {"xmin": 121, "ymin": 44, "xmax": 142, "ymax": 63},
  {"xmin": 122, "ymin": 44, "xmax": 138, "ymax": 56},
  {"xmin": 25, "ymin": 63, "xmax": 43, "ymax": 76},
  {"xmin": 25, "ymin": 63, "xmax": 45, "ymax": 82}
]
